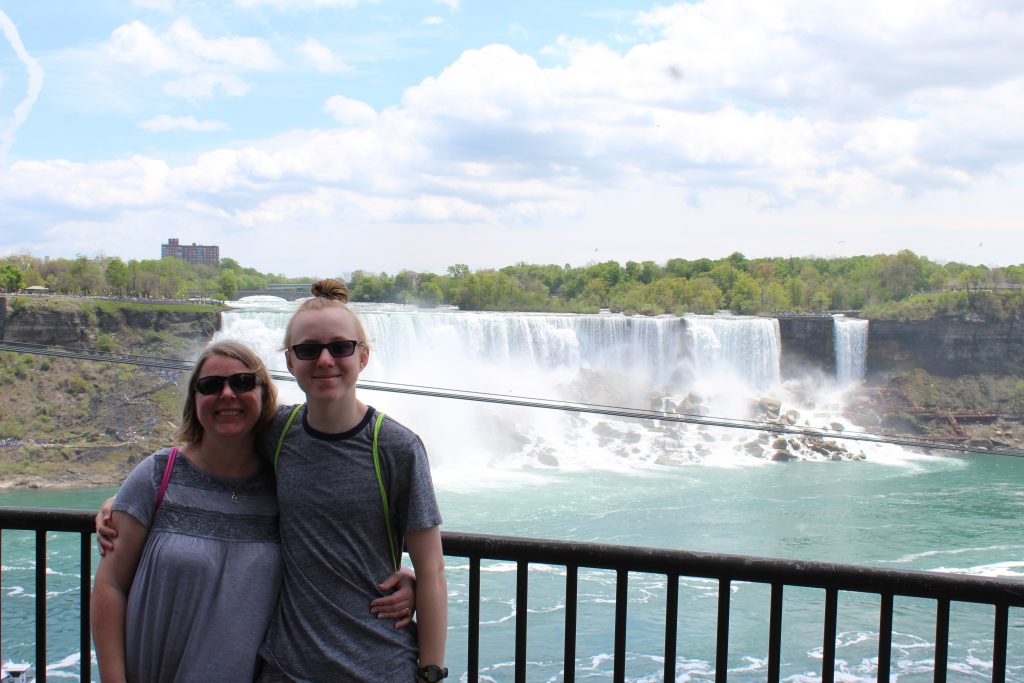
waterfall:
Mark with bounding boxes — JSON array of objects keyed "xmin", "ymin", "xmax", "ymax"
[
  {"xmin": 833, "ymin": 316, "xmax": 869, "ymax": 385},
  {"xmin": 683, "ymin": 314, "xmax": 781, "ymax": 391},
  {"xmin": 216, "ymin": 299, "xmax": 893, "ymax": 472}
]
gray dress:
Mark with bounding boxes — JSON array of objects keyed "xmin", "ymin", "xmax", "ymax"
[{"xmin": 113, "ymin": 448, "xmax": 282, "ymax": 683}]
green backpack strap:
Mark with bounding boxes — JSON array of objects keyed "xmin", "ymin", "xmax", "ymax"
[
  {"xmin": 373, "ymin": 410, "xmax": 399, "ymax": 573},
  {"xmin": 274, "ymin": 403, "xmax": 305, "ymax": 473}
]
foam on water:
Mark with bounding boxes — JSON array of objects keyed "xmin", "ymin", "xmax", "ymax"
[{"xmin": 217, "ymin": 301, "xmax": 934, "ymax": 478}]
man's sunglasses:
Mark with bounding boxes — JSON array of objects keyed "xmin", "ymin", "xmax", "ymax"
[
  {"xmin": 194, "ymin": 373, "xmax": 262, "ymax": 395},
  {"xmin": 289, "ymin": 340, "xmax": 361, "ymax": 361}
]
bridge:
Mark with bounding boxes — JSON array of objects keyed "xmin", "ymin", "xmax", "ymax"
[{"xmin": 236, "ymin": 283, "xmax": 314, "ymax": 301}]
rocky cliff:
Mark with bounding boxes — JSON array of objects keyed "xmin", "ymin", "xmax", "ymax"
[
  {"xmin": 867, "ymin": 318, "xmax": 1024, "ymax": 377},
  {"xmin": 777, "ymin": 313, "xmax": 1023, "ymax": 378},
  {"xmin": 0, "ymin": 295, "xmax": 221, "ymax": 350}
]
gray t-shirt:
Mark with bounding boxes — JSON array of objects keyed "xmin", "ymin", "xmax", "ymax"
[
  {"xmin": 113, "ymin": 448, "xmax": 282, "ymax": 683},
  {"xmin": 256, "ymin": 405, "xmax": 443, "ymax": 681}
]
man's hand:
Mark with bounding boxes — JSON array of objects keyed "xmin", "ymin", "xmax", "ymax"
[{"xmin": 95, "ymin": 496, "xmax": 117, "ymax": 556}]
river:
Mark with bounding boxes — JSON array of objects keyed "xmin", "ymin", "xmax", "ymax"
[{"xmin": 1, "ymin": 299, "xmax": 1021, "ymax": 681}]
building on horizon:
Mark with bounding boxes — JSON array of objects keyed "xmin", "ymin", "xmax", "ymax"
[{"xmin": 161, "ymin": 238, "xmax": 220, "ymax": 266}]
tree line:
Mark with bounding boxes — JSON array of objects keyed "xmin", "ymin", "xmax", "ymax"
[{"xmin": 3, "ymin": 250, "xmax": 1023, "ymax": 320}]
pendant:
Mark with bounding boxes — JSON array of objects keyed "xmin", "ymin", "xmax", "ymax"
[{"xmin": 232, "ymin": 492, "xmax": 239, "ymax": 503}]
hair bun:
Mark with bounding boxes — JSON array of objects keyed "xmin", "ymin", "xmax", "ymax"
[{"xmin": 310, "ymin": 278, "xmax": 350, "ymax": 303}]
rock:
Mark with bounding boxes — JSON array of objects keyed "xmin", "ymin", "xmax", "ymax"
[
  {"xmin": 771, "ymin": 450, "xmax": 795, "ymax": 461},
  {"xmin": 758, "ymin": 398, "xmax": 782, "ymax": 418}
]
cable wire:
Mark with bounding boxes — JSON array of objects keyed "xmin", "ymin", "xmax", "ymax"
[{"xmin": 3, "ymin": 340, "xmax": 1022, "ymax": 458}]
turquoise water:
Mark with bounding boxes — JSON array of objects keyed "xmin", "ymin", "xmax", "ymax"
[{"xmin": 2, "ymin": 452, "xmax": 1022, "ymax": 681}]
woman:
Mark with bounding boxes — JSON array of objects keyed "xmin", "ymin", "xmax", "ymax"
[
  {"xmin": 254, "ymin": 278, "xmax": 448, "ymax": 682},
  {"xmin": 92, "ymin": 340, "xmax": 283, "ymax": 682},
  {"xmin": 92, "ymin": 340, "xmax": 415, "ymax": 682}
]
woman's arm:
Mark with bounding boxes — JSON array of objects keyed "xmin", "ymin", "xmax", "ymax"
[
  {"xmin": 91, "ymin": 511, "xmax": 148, "ymax": 683},
  {"xmin": 405, "ymin": 526, "xmax": 447, "ymax": 675}
]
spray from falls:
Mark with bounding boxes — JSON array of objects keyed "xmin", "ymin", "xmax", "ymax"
[{"xmin": 218, "ymin": 300, "xmax": 906, "ymax": 475}]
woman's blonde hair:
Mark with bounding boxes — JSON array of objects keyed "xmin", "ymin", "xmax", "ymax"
[
  {"xmin": 282, "ymin": 278, "xmax": 369, "ymax": 349},
  {"xmin": 175, "ymin": 339, "xmax": 278, "ymax": 444}
]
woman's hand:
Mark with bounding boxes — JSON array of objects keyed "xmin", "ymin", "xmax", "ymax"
[{"xmin": 370, "ymin": 567, "xmax": 417, "ymax": 628}]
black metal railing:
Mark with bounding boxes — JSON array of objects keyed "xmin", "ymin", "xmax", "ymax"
[{"xmin": 2, "ymin": 507, "xmax": 1023, "ymax": 683}]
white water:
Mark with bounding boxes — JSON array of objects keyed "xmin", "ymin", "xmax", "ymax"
[
  {"xmin": 834, "ymin": 315, "xmax": 870, "ymax": 386},
  {"xmin": 221, "ymin": 299, "xmax": 897, "ymax": 478}
]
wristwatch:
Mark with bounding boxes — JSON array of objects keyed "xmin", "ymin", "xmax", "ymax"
[{"xmin": 417, "ymin": 664, "xmax": 449, "ymax": 681}]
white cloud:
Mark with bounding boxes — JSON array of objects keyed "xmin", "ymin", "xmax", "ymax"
[
  {"xmin": 235, "ymin": 0, "xmax": 363, "ymax": 8},
  {"xmin": 422, "ymin": 16, "xmax": 445, "ymax": 26},
  {"xmin": 435, "ymin": 0, "xmax": 459, "ymax": 10},
  {"xmin": 101, "ymin": 18, "xmax": 278, "ymax": 99},
  {"xmin": 297, "ymin": 38, "xmax": 350, "ymax": 73},
  {"xmin": 138, "ymin": 115, "xmax": 230, "ymax": 131},
  {"xmin": 324, "ymin": 96, "xmax": 377, "ymax": 126},
  {"xmin": 0, "ymin": 9, "xmax": 45, "ymax": 159}
]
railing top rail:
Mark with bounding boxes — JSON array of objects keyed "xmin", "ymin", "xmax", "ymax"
[
  {"xmin": 442, "ymin": 531, "xmax": 1024, "ymax": 606},
  {"xmin": 3, "ymin": 507, "xmax": 1021, "ymax": 607}
]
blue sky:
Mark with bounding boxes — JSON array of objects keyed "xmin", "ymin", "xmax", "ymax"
[{"xmin": 1, "ymin": 0, "xmax": 1022, "ymax": 278}]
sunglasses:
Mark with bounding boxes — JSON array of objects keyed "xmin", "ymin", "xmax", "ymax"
[
  {"xmin": 290, "ymin": 340, "xmax": 361, "ymax": 361},
  {"xmin": 194, "ymin": 373, "xmax": 262, "ymax": 395}
]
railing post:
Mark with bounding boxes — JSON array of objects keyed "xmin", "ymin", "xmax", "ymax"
[
  {"xmin": 664, "ymin": 573, "xmax": 679, "ymax": 683},
  {"xmin": 992, "ymin": 603, "xmax": 1008, "ymax": 683},
  {"xmin": 468, "ymin": 556, "xmax": 480, "ymax": 683},
  {"xmin": 35, "ymin": 529, "xmax": 47, "ymax": 683},
  {"xmin": 515, "ymin": 560, "xmax": 528, "ymax": 683},
  {"xmin": 614, "ymin": 570, "xmax": 628, "ymax": 682},
  {"xmin": 768, "ymin": 582, "xmax": 783, "ymax": 683},
  {"xmin": 934, "ymin": 598, "xmax": 950, "ymax": 683},
  {"xmin": 563, "ymin": 565, "xmax": 578, "ymax": 683},
  {"xmin": 80, "ymin": 533, "xmax": 93, "ymax": 683},
  {"xmin": 822, "ymin": 587, "xmax": 838, "ymax": 683},
  {"xmin": 878, "ymin": 593, "xmax": 893, "ymax": 683},
  {"xmin": 715, "ymin": 578, "xmax": 730, "ymax": 683}
]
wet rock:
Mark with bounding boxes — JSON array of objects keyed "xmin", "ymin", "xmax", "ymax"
[
  {"xmin": 771, "ymin": 450, "xmax": 795, "ymax": 461},
  {"xmin": 758, "ymin": 398, "xmax": 782, "ymax": 418}
]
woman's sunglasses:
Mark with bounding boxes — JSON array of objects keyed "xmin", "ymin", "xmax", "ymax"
[
  {"xmin": 289, "ymin": 340, "xmax": 361, "ymax": 361},
  {"xmin": 194, "ymin": 372, "xmax": 262, "ymax": 395}
]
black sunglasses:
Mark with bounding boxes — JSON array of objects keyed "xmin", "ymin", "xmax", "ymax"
[
  {"xmin": 194, "ymin": 373, "xmax": 262, "ymax": 395},
  {"xmin": 290, "ymin": 340, "xmax": 361, "ymax": 361}
]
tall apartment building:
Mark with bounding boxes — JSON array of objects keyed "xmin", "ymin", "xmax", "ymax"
[{"xmin": 161, "ymin": 238, "xmax": 220, "ymax": 266}]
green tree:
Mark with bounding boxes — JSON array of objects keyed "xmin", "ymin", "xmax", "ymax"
[
  {"xmin": 0, "ymin": 264, "xmax": 23, "ymax": 291},
  {"xmin": 218, "ymin": 269, "xmax": 238, "ymax": 300},
  {"xmin": 728, "ymin": 272, "xmax": 761, "ymax": 314},
  {"xmin": 105, "ymin": 258, "xmax": 130, "ymax": 296}
]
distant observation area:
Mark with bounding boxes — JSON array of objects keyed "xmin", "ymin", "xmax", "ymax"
[{"xmin": 161, "ymin": 237, "xmax": 220, "ymax": 266}]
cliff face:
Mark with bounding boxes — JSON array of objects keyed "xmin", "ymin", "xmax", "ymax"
[
  {"xmin": 0, "ymin": 296, "xmax": 220, "ymax": 349},
  {"xmin": 773, "ymin": 313, "xmax": 1024, "ymax": 379},
  {"xmin": 777, "ymin": 316, "xmax": 835, "ymax": 378},
  {"xmin": 867, "ymin": 318, "xmax": 1024, "ymax": 377}
]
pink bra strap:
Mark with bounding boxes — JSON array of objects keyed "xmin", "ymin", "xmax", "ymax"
[{"xmin": 153, "ymin": 447, "xmax": 178, "ymax": 517}]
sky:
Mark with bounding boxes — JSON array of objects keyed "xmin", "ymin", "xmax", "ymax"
[{"xmin": 1, "ymin": 0, "xmax": 1022, "ymax": 278}]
